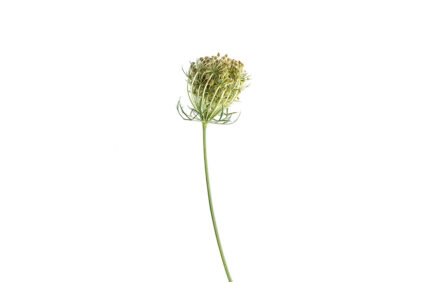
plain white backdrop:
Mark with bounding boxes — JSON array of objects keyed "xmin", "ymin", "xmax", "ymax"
[{"xmin": 1, "ymin": 0, "xmax": 422, "ymax": 281}]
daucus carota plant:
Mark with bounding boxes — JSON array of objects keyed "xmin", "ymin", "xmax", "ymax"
[{"xmin": 177, "ymin": 53, "xmax": 249, "ymax": 281}]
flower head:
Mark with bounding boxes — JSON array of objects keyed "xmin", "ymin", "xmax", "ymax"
[{"xmin": 178, "ymin": 53, "xmax": 249, "ymax": 124}]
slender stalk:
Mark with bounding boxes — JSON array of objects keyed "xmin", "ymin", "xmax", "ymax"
[{"xmin": 202, "ymin": 122, "xmax": 233, "ymax": 282}]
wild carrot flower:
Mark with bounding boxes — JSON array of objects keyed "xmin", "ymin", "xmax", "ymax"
[
  {"xmin": 177, "ymin": 53, "xmax": 250, "ymax": 282},
  {"xmin": 177, "ymin": 53, "xmax": 249, "ymax": 124}
]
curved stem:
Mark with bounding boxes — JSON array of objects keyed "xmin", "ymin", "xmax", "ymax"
[{"xmin": 202, "ymin": 122, "xmax": 233, "ymax": 282}]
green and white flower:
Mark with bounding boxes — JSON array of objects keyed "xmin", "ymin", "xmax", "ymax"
[{"xmin": 177, "ymin": 53, "xmax": 249, "ymax": 124}]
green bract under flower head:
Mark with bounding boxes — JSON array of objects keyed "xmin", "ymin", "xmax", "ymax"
[{"xmin": 178, "ymin": 53, "xmax": 249, "ymax": 124}]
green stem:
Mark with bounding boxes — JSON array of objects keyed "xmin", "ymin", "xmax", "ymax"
[{"xmin": 202, "ymin": 122, "xmax": 233, "ymax": 282}]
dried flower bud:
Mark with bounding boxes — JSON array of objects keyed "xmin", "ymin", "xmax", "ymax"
[{"xmin": 178, "ymin": 53, "xmax": 250, "ymax": 125}]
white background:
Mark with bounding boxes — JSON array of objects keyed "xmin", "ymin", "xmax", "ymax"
[{"xmin": 1, "ymin": 0, "xmax": 422, "ymax": 281}]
